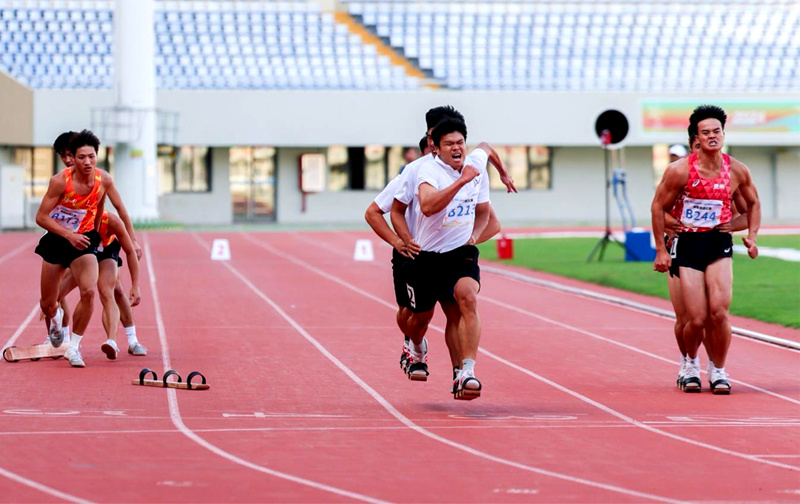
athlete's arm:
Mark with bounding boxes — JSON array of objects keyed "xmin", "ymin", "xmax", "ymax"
[
  {"xmin": 468, "ymin": 202, "xmax": 491, "ymax": 245},
  {"xmin": 476, "ymin": 206, "xmax": 501, "ymax": 244},
  {"xmin": 389, "ymin": 200, "xmax": 421, "ymax": 257},
  {"xmin": 733, "ymin": 160, "xmax": 761, "ymax": 258},
  {"xmin": 474, "ymin": 142, "xmax": 517, "ymax": 193},
  {"xmin": 723, "ymin": 190, "xmax": 749, "ymax": 233},
  {"xmin": 364, "ymin": 201, "xmax": 412, "ymax": 258},
  {"xmin": 418, "ymin": 166, "xmax": 479, "ymax": 216},
  {"xmin": 651, "ymin": 160, "xmax": 688, "ymax": 272},
  {"xmin": 103, "ymin": 173, "xmax": 143, "ymax": 259},
  {"xmin": 35, "ymin": 174, "xmax": 90, "ymax": 249},
  {"xmin": 108, "ymin": 213, "xmax": 141, "ymax": 306}
]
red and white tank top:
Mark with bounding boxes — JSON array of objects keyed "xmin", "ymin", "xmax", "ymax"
[
  {"xmin": 672, "ymin": 152, "xmax": 732, "ymax": 233},
  {"xmin": 97, "ymin": 211, "xmax": 116, "ymax": 247},
  {"xmin": 49, "ymin": 169, "xmax": 103, "ymax": 234}
]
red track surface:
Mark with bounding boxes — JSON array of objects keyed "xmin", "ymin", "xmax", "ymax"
[{"xmin": 1, "ymin": 230, "xmax": 799, "ymax": 503}]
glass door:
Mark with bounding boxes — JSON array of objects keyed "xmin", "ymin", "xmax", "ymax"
[{"xmin": 230, "ymin": 147, "xmax": 276, "ymax": 221}]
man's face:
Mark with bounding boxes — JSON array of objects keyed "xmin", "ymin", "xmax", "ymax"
[
  {"xmin": 59, "ymin": 151, "xmax": 74, "ymax": 169},
  {"xmin": 436, "ymin": 131, "xmax": 466, "ymax": 170},
  {"xmin": 426, "ymin": 127, "xmax": 435, "ymax": 154},
  {"xmin": 73, "ymin": 146, "xmax": 97, "ymax": 176},
  {"xmin": 688, "ymin": 136, "xmax": 701, "ymax": 154},
  {"xmin": 403, "ymin": 148, "xmax": 417, "ymax": 163},
  {"xmin": 669, "ymin": 154, "xmax": 681, "ymax": 163},
  {"xmin": 697, "ymin": 118, "xmax": 724, "ymax": 152}
]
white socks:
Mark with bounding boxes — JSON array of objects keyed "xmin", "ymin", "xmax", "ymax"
[
  {"xmin": 412, "ymin": 338, "xmax": 426, "ymax": 354},
  {"xmin": 70, "ymin": 334, "xmax": 83, "ymax": 349},
  {"xmin": 61, "ymin": 326, "xmax": 71, "ymax": 344},
  {"xmin": 462, "ymin": 358, "xmax": 475, "ymax": 374},
  {"xmin": 125, "ymin": 326, "xmax": 138, "ymax": 346}
]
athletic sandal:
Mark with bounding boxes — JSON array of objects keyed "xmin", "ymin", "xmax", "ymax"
[
  {"xmin": 101, "ymin": 339, "xmax": 119, "ymax": 360},
  {"xmin": 682, "ymin": 364, "xmax": 701, "ymax": 393},
  {"xmin": 454, "ymin": 369, "xmax": 481, "ymax": 400},
  {"xmin": 406, "ymin": 338, "xmax": 428, "ymax": 381},
  {"xmin": 48, "ymin": 307, "xmax": 64, "ymax": 348},
  {"xmin": 709, "ymin": 368, "xmax": 731, "ymax": 395}
]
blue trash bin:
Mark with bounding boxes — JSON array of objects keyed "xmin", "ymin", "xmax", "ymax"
[{"xmin": 625, "ymin": 229, "xmax": 656, "ymax": 262}]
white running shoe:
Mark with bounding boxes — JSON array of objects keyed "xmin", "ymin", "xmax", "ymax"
[
  {"xmin": 48, "ymin": 307, "xmax": 64, "ymax": 348},
  {"xmin": 399, "ymin": 337, "xmax": 410, "ymax": 374},
  {"xmin": 127, "ymin": 342, "xmax": 148, "ymax": 356},
  {"xmin": 454, "ymin": 368, "xmax": 482, "ymax": 400},
  {"xmin": 64, "ymin": 346, "xmax": 85, "ymax": 368},
  {"xmin": 709, "ymin": 367, "xmax": 731, "ymax": 395},
  {"xmin": 101, "ymin": 339, "xmax": 119, "ymax": 360},
  {"xmin": 677, "ymin": 357, "xmax": 687, "ymax": 389},
  {"xmin": 683, "ymin": 361, "xmax": 701, "ymax": 392},
  {"xmin": 406, "ymin": 338, "xmax": 428, "ymax": 381}
]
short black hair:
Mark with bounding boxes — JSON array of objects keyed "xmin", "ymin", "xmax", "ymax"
[
  {"xmin": 425, "ymin": 105, "xmax": 464, "ymax": 130},
  {"xmin": 431, "ymin": 118, "xmax": 467, "ymax": 147},
  {"xmin": 689, "ymin": 105, "xmax": 727, "ymax": 131},
  {"xmin": 67, "ymin": 129, "xmax": 100, "ymax": 155},
  {"xmin": 418, "ymin": 136, "xmax": 427, "ymax": 153},
  {"xmin": 53, "ymin": 131, "xmax": 76, "ymax": 155},
  {"xmin": 687, "ymin": 124, "xmax": 697, "ymax": 145}
]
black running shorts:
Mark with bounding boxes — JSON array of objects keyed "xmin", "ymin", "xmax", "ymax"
[
  {"xmin": 674, "ymin": 230, "xmax": 734, "ymax": 273},
  {"xmin": 664, "ymin": 235, "xmax": 680, "ymax": 278},
  {"xmin": 404, "ymin": 244, "xmax": 481, "ymax": 313},
  {"xmin": 97, "ymin": 238, "xmax": 122, "ymax": 267},
  {"xmin": 35, "ymin": 230, "xmax": 101, "ymax": 268},
  {"xmin": 391, "ymin": 248, "xmax": 412, "ymax": 309}
]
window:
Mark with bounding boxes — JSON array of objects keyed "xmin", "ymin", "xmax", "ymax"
[
  {"xmin": 175, "ymin": 146, "xmax": 210, "ymax": 192},
  {"xmin": 364, "ymin": 145, "xmax": 386, "ymax": 190},
  {"xmin": 486, "ymin": 145, "xmax": 552, "ymax": 190},
  {"xmin": 230, "ymin": 146, "xmax": 276, "ymax": 220},
  {"xmin": 327, "ymin": 145, "xmax": 348, "ymax": 191},
  {"xmin": 157, "ymin": 145, "xmax": 176, "ymax": 195},
  {"xmin": 15, "ymin": 147, "xmax": 54, "ymax": 199}
]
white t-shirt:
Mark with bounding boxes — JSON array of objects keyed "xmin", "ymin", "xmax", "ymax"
[
  {"xmin": 413, "ymin": 148, "xmax": 490, "ymax": 253},
  {"xmin": 373, "ymin": 153, "xmax": 432, "ymax": 238}
]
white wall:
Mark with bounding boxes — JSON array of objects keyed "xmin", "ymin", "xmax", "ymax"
[
  {"xmin": 158, "ymin": 147, "xmax": 232, "ymax": 224},
  {"xmin": 776, "ymin": 150, "xmax": 800, "ymax": 220}
]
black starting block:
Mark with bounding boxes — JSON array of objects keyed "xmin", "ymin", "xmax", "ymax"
[{"xmin": 131, "ymin": 368, "xmax": 209, "ymax": 390}]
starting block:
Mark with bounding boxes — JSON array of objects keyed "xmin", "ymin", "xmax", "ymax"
[
  {"xmin": 132, "ymin": 368, "xmax": 209, "ymax": 390},
  {"xmin": 3, "ymin": 344, "xmax": 65, "ymax": 363}
]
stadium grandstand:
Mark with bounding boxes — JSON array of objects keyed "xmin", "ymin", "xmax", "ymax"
[{"xmin": 0, "ymin": 0, "xmax": 797, "ymax": 226}]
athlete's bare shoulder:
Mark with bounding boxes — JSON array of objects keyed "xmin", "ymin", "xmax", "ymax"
[
  {"xmin": 662, "ymin": 157, "xmax": 690, "ymax": 188},
  {"xmin": 727, "ymin": 155, "xmax": 752, "ymax": 184},
  {"xmin": 49, "ymin": 170, "xmax": 67, "ymax": 188},
  {"xmin": 96, "ymin": 169, "xmax": 114, "ymax": 185}
]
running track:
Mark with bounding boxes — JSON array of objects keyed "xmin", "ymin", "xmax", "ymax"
[{"xmin": 1, "ymin": 230, "xmax": 799, "ymax": 503}]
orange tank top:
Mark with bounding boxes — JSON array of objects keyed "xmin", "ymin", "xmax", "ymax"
[
  {"xmin": 97, "ymin": 211, "xmax": 117, "ymax": 247},
  {"xmin": 49, "ymin": 169, "xmax": 103, "ymax": 234}
]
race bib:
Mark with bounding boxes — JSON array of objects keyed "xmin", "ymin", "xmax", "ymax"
[
  {"xmin": 442, "ymin": 199, "xmax": 475, "ymax": 228},
  {"xmin": 49, "ymin": 205, "xmax": 86, "ymax": 232},
  {"xmin": 681, "ymin": 197, "xmax": 722, "ymax": 229}
]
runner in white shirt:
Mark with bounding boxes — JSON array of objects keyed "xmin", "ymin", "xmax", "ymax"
[{"xmin": 404, "ymin": 117, "xmax": 491, "ymax": 400}]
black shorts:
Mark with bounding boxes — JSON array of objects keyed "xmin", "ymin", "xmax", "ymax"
[
  {"xmin": 664, "ymin": 235, "xmax": 680, "ymax": 278},
  {"xmin": 391, "ymin": 248, "xmax": 412, "ymax": 309},
  {"xmin": 405, "ymin": 245, "xmax": 481, "ymax": 313},
  {"xmin": 674, "ymin": 230, "xmax": 734, "ymax": 273},
  {"xmin": 97, "ymin": 238, "xmax": 122, "ymax": 267},
  {"xmin": 35, "ymin": 230, "xmax": 100, "ymax": 268}
]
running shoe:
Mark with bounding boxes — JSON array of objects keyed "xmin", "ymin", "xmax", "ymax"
[
  {"xmin": 451, "ymin": 367, "xmax": 459, "ymax": 394},
  {"xmin": 453, "ymin": 368, "xmax": 482, "ymax": 400},
  {"xmin": 127, "ymin": 342, "xmax": 148, "ymax": 356},
  {"xmin": 64, "ymin": 346, "xmax": 85, "ymax": 368},
  {"xmin": 683, "ymin": 360, "xmax": 701, "ymax": 392},
  {"xmin": 101, "ymin": 339, "xmax": 119, "ymax": 360},
  {"xmin": 709, "ymin": 368, "xmax": 731, "ymax": 395},
  {"xmin": 399, "ymin": 336, "xmax": 410, "ymax": 374},
  {"xmin": 406, "ymin": 338, "xmax": 428, "ymax": 381},
  {"xmin": 676, "ymin": 357, "xmax": 687, "ymax": 389},
  {"xmin": 48, "ymin": 307, "xmax": 64, "ymax": 348}
]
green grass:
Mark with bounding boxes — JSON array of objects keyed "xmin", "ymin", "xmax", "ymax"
[
  {"xmin": 747, "ymin": 234, "xmax": 800, "ymax": 250},
  {"xmin": 478, "ymin": 236, "xmax": 800, "ymax": 328}
]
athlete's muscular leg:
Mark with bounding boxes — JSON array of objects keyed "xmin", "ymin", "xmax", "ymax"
[
  {"xmin": 97, "ymin": 260, "xmax": 119, "ymax": 341},
  {"xmin": 667, "ymin": 274, "xmax": 687, "ymax": 356},
  {"xmin": 679, "ymin": 267, "xmax": 709, "ymax": 360},
  {"xmin": 58, "ymin": 270, "xmax": 78, "ymax": 329},
  {"xmin": 115, "ymin": 278, "xmax": 135, "ymax": 328},
  {"xmin": 454, "ymin": 277, "xmax": 481, "ymax": 361},
  {"xmin": 395, "ymin": 307, "xmax": 412, "ymax": 338},
  {"xmin": 405, "ymin": 309, "xmax": 434, "ymax": 346},
  {"xmin": 40, "ymin": 262, "xmax": 66, "ymax": 331},
  {"xmin": 705, "ymin": 258, "xmax": 733, "ymax": 367},
  {"xmin": 69, "ymin": 255, "xmax": 99, "ymax": 335},
  {"xmin": 440, "ymin": 300, "xmax": 462, "ymax": 368}
]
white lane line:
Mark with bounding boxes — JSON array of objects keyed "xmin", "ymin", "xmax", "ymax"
[
  {"xmin": 289, "ymin": 232, "xmax": 800, "ymax": 406},
  {"xmin": 145, "ymin": 234, "xmax": 387, "ymax": 504},
  {"xmin": 245, "ymin": 233, "xmax": 800, "ymax": 473},
  {"xmin": 0, "ymin": 238, "xmax": 36, "ymax": 266},
  {"xmin": 0, "ymin": 305, "xmax": 91, "ymax": 503},
  {"xmin": 218, "ymin": 233, "xmax": 685, "ymax": 504}
]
